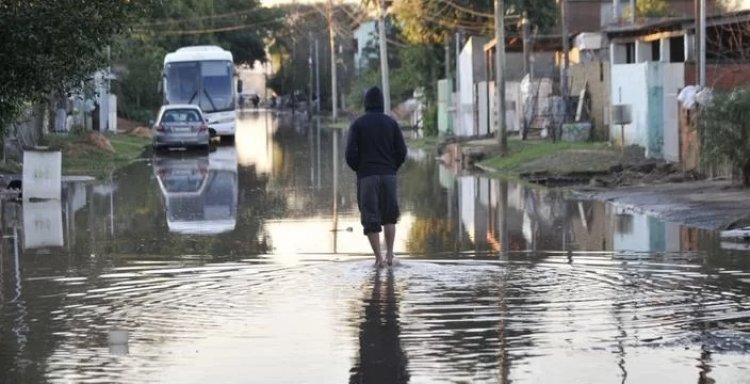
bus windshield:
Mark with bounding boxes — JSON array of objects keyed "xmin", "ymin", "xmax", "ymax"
[{"xmin": 165, "ymin": 60, "xmax": 233, "ymax": 113}]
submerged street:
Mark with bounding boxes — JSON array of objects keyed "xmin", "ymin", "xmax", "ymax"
[{"xmin": 1, "ymin": 111, "xmax": 749, "ymax": 383}]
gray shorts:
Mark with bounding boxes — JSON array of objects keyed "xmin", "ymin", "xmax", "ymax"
[{"xmin": 357, "ymin": 174, "xmax": 400, "ymax": 235}]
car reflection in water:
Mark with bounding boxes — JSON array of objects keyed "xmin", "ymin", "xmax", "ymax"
[{"xmin": 153, "ymin": 146, "xmax": 238, "ymax": 235}]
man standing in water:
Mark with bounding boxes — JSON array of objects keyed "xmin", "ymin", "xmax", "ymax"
[{"xmin": 345, "ymin": 86, "xmax": 407, "ymax": 267}]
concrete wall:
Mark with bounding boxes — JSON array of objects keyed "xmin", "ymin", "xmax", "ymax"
[
  {"xmin": 569, "ymin": 62, "xmax": 610, "ymax": 140},
  {"xmin": 610, "ymin": 62, "xmax": 684, "ymax": 159},
  {"xmin": 458, "ymin": 36, "xmax": 490, "ymax": 136},
  {"xmin": 354, "ymin": 21, "xmax": 377, "ymax": 71},
  {"xmin": 684, "ymin": 63, "xmax": 750, "ymax": 89},
  {"xmin": 610, "ymin": 63, "xmax": 648, "ymax": 147},
  {"xmin": 505, "ymin": 52, "xmax": 557, "ymax": 81},
  {"xmin": 437, "ymin": 79, "xmax": 453, "ymax": 135},
  {"xmin": 661, "ymin": 64, "xmax": 683, "ymax": 162}
]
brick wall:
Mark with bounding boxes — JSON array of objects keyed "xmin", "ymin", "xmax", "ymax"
[{"xmin": 684, "ymin": 63, "xmax": 750, "ymax": 90}]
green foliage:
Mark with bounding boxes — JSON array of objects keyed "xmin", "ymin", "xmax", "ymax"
[
  {"xmin": 697, "ymin": 88, "xmax": 750, "ymax": 185},
  {"xmin": 391, "ymin": 0, "xmax": 557, "ymax": 45},
  {"xmin": 0, "ymin": 0, "xmax": 156, "ymax": 133},
  {"xmin": 114, "ymin": 0, "xmax": 282, "ymax": 122},
  {"xmin": 424, "ymin": 103, "xmax": 438, "ymax": 137},
  {"xmin": 622, "ymin": 0, "xmax": 670, "ymax": 19},
  {"xmin": 112, "ymin": 37, "xmax": 167, "ymax": 124},
  {"xmin": 348, "ymin": 43, "xmax": 441, "ymax": 113},
  {"xmin": 266, "ymin": 3, "xmax": 350, "ymax": 106}
]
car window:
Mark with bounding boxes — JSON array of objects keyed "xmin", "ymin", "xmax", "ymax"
[{"xmin": 161, "ymin": 109, "xmax": 202, "ymax": 123}]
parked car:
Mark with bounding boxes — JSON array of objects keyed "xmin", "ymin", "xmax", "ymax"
[{"xmin": 152, "ymin": 104, "xmax": 210, "ymax": 150}]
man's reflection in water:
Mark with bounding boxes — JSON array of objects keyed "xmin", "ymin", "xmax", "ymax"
[{"xmin": 349, "ymin": 268, "xmax": 409, "ymax": 384}]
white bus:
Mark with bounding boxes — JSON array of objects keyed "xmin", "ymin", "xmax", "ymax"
[{"xmin": 162, "ymin": 46, "xmax": 241, "ymax": 141}]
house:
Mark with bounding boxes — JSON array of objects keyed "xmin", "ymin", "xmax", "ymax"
[
  {"xmin": 353, "ymin": 20, "xmax": 378, "ymax": 73},
  {"xmin": 605, "ymin": 10, "xmax": 750, "ymax": 163}
]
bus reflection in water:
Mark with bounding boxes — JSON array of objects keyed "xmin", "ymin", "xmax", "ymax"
[{"xmin": 153, "ymin": 146, "xmax": 238, "ymax": 235}]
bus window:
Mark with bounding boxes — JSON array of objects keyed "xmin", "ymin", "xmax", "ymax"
[
  {"xmin": 201, "ymin": 61, "xmax": 233, "ymax": 112},
  {"xmin": 165, "ymin": 62, "xmax": 200, "ymax": 104}
]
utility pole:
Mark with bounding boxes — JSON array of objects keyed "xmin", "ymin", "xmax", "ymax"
[
  {"xmin": 629, "ymin": 0, "xmax": 635, "ymax": 24},
  {"xmin": 315, "ymin": 39, "xmax": 321, "ymax": 114},
  {"xmin": 494, "ymin": 0, "xmax": 507, "ymax": 154},
  {"xmin": 444, "ymin": 35, "xmax": 451, "ymax": 80},
  {"xmin": 455, "ymin": 31, "xmax": 462, "ymax": 136},
  {"xmin": 328, "ymin": 0, "xmax": 338, "ymax": 121},
  {"xmin": 699, "ymin": 0, "xmax": 706, "ymax": 87},
  {"xmin": 308, "ymin": 32, "xmax": 314, "ymax": 120},
  {"xmin": 378, "ymin": 0, "xmax": 391, "ymax": 113},
  {"xmin": 521, "ymin": 11, "xmax": 531, "ymax": 78},
  {"xmin": 560, "ymin": 0, "xmax": 570, "ymax": 141}
]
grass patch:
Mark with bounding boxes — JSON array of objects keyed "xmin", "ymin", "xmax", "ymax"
[
  {"xmin": 480, "ymin": 139, "xmax": 612, "ymax": 174},
  {"xmin": 317, "ymin": 115, "xmax": 352, "ymax": 130},
  {"xmin": 42, "ymin": 132, "xmax": 151, "ymax": 178}
]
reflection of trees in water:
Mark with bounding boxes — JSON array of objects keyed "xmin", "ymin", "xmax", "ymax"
[
  {"xmin": 399, "ymin": 158, "xmax": 447, "ymax": 217},
  {"xmin": 270, "ymin": 123, "xmax": 358, "ymax": 217},
  {"xmin": 68, "ymin": 158, "xmax": 286, "ymax": 258},
  {"xmin": 349, "ymin": 269, "xmax": 409, "ymax": 384},
  {"xmin": 400, "ymin": 158, "xmax": 478, "ymax": 254},
  {"xmin": 406, "ymin": 217, "xmax": 473, "ymax": 255}
]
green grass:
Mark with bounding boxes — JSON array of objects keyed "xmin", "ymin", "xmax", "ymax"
[
  {"xmin": 42, "ymin": 133, "xmax": 151, "ymax": 178},
  {"xmin": 315, "ymin": 116, "xmax": 349, "ymax": 129},
  {"xmin": 480, "ymin": 140, "xmax": 611, "ymax": 174}
]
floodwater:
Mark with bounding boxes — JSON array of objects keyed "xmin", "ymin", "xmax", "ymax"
[{"xmin": 1, "ymin": 111, "xmax": 749, "ymax": 383}]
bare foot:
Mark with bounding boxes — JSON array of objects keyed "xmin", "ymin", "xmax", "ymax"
[
  {"xmin": 374, "ymin": 257, "xmax": 385, "ymax": 268},
  {"xmin": 386, "ymin": 253, "xmax": 395, "ymax": 266}
]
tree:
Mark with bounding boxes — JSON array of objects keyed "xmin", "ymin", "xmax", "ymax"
[
  {"xmin": 0, "ymin": 0, "xmax": 157, "ymax": 133},
  {"xmin": 389, "ymin": 0, "xmax": 557, "ymax": 45},
  {"xmin": 114, "ymin": 0, "xmax": 283, "ymax": 122},
  {"xmin": 622, "ymin": 0, "xmax": 670, "ymax": 20},
  {"xmin": 697, "ymin": 88, "xmax": 750, "ymax": 185}
]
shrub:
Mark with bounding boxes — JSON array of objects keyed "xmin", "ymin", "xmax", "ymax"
[{"xmin": 697, "ymin": 88, "xmax": 750, "ymax": 185}]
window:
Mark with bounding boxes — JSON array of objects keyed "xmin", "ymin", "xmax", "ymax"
[
  {"xmin": 651, "ymin": 41, "xmax": 661, "ymax": 61},
  {"xmin": 626, "ymin": 42, "xmax": 635, "ymax": 64},
  {"xmin": 669, "ymin": 36, "xmax": 685, "ymax": 62}
]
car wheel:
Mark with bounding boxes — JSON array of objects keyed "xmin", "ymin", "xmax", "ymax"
[{"xmin": 223, "ymin": 135, "xmax": 235, "ymax": 143}]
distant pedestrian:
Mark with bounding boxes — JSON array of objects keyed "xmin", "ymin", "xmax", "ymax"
[{"xmin": 345, "ymin": 86, "xmax": 407, "ymax": 267}]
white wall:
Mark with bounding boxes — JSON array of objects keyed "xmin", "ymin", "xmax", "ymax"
[
  {"xmin": 477, "ymin": 81, "xmax": 490, "ymax": 135},
  {"xmin": 458, "ymin": 41, "xmax": 475, "ymax": 136},
  {"xmin": 613, "ymin": 211, "xmax": 651, "ymax": 252},
  {"xmin": 610, "ymin": 63, "xmax": 648, "ymax": 147},
  {"xmin": 662, "ymin": 63, "xmax": 684, "ymax": 162},
  {"xmin": 354, "ymin": 21, "xmax": 377, "ymax": 71},
  {"xmin": 459, "ymin": 177, "xmax": 476, "ymax": 243}
]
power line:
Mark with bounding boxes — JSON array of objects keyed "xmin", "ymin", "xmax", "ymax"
[
  {"xmin": 138, "ymin": 7, "xmax": 265, "ymax": 27},
  {"xmin": 435, "ymin": 0, "xmax": 494, "ymax": 19},
  {"xmin": 137, "ymin": 8, "xmax": 322, "ymax": 36},
  {"xmin": 135, "ymin": 16, "xmax": 287, "ymax": 35}
]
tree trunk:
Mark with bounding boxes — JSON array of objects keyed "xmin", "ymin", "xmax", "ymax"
[{"xmin": 744, "ymin": 161, "xmax": 750, "ymax": 186}]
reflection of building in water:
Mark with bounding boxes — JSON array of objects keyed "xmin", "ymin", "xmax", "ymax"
[
  {"xmin": 153, "ymin": 147, "xmax": 239, "ymax": 235},
  {"xmin": 442, "ymin": 166, "xmax": 696, "ymax": 254},
  {"xmin": 612, "ymin": 208, "xmax": 682, "ymax": 253},
  {"xmin": 236, "ymin": 112, "xmax": 279, "ymax": 174}
]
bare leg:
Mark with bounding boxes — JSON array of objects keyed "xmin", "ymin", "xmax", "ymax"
[
  {"xmin": 367, "ymin": 232, "xmax": 383, "ymax": 267},
  {"xmin": 384, "ymin": 224, "xmax": 396, "ymax": 265}
]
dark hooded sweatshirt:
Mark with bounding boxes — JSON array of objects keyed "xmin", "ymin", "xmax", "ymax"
[{"xmin": 345, "ymin": 87, "xmax": 407, "ymax": 179}]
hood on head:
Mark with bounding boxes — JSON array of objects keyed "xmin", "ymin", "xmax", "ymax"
[{"xmin": 363, "ymin": 86, "xmax": 384, "ymax": 112}]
